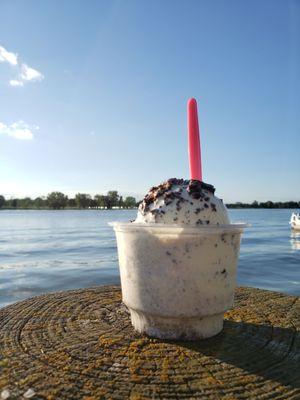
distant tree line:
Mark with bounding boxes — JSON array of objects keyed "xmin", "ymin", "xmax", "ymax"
[
  {"xmin": 227, "ymin": 200, "xmax": 300, "ymax": 209},
  {"xmin": 0, "ymin": 191, "xmax": 138, "ymax": 210},
  {"xmin": 0, "ymin": 194, "xmax": 299, "ymax": 210}
]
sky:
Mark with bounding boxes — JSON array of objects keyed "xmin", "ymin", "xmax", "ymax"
[{"xmin": 0, "ymin": 0, "xmax": 299, "ymax": 203}]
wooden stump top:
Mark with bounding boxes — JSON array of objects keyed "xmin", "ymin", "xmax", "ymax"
[{"xmin": 0, "ymin": 285, "xmax": 299, "ymax": 399}]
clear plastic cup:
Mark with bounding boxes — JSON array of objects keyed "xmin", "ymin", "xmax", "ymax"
[{"xmin": 109, "ymin": 222, "xmax": 246, "ymax": 340}]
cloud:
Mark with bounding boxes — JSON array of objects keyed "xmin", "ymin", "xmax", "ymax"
[
  {"xmin": 19, "ymin": 63, "xmax": 44, "ymax": 82},
  {"xmin": 9, "ymin": 64, "xmax": 44, "ymax": 86},
  {"xmin": 0, "ymin": 44, "xmax": 44, "ymax": 86},
  {"xmin": 0, "ymin": 121, "xmax": 37, "ymax": 140},
  {"xmin": 9, "ymin": 79, "xmax": 24, "ymax": 87},
  {"xmin": 0, "ymin": 45, "xmax": 18, "ymax": 66}
]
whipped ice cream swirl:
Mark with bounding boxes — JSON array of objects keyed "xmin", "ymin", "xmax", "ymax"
[{"xmin": 135, "ymin": 178, "xmax": 229, "ymax": 225}]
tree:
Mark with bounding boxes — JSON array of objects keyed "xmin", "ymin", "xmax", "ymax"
[
  {"xmin": 89, "ymin": 198, "xmax": 97, "ymax": 208},
  {"xmin": 124, "ymin": 196, "xmax": 137, "ymax": 208},
  {"xmin": 18, "ymin": 197, "xmax": 34, "ymax": 209},
  {"xmin": 34, "ymin": 197, "xmax": 46, "ymax": 208},
  {"xmin": 9, "ymin": 199, "xmax": 18, "ymax": 208},
  {"xmin": 0, "ymin": 195, "xmax": 5, "ymax": 208},
  {"xmin": 94, "ymin": 195, "xmax": 107, "ymax": 208},
  {"xmin": 75, "ymin": 193, "xmax": 91, "ymax": 209},
  {"xmin": 118, "ymin": 196, "xmax": 123, "ymax": 208},
  {"xmin": 47, "ymin": 192, "xmax": 68, "ymax": 209},
  {"xmin": 67, "ymin": 198, "xmax": 76, "ymax": 208},
  {"xmin": 260, "ymin": 201, "xmax": 274, "ymax": 209},
  {"xmin": 107, "ymin": 191, "xmax": 119, "ymax": 209}
]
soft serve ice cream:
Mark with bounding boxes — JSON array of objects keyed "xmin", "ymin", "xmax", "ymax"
[
  {"xmin": 135, "ymin": 178, "xmax": 229, "ymax": 225},
  {"xmin": 111, "ymin": 178, "xmax": 244, "ymax": 339},
  {"xmin": 110, "ymin": 98, "xmax": 246, "ymax": 340}
]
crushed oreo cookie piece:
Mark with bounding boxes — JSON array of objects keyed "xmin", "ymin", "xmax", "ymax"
[
  {"xmin": 139, "ymin": 178, "xmax": 216, "ymax": 215},
  {"xmin": 187, "ymin": 180, "xmax": 215, "ymax": 195},
  {"xmin": 191, "ymin": 192, "xmax": 201, "ymax": 200},
  {"xmin": 211, "ymin": 203, "xmax": 217, "ymax": 212}
]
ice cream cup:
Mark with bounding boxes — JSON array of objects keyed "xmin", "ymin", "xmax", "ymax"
[{"xmin": 109, "ymin": 222, "xmax": 246, "ymax": 340}]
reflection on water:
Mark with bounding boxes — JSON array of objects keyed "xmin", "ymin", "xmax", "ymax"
[{"xmin": 290, "ymin": 230, "xmax": 300, "ymax": 250}]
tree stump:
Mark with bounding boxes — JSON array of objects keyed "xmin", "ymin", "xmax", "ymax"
[{"xmin": 0, "ymin": 285, "xmax": 299, "ymax": 399}]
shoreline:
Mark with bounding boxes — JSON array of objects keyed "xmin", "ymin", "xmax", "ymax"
[
  {"xmin": 0, "ymin": 207, "xmax": 299, "ymax": 211},
  {"xmin": 0, "ymin": 207, "xmax": 138, "ymax": 211}
]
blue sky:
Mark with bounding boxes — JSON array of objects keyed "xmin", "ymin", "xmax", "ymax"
[{"xmin": 0, "ymin": 0, "xmax": 299, "ymax": 202}]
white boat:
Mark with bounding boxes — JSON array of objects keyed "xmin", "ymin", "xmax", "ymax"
[{"xmin": 290, "ymin": 212, "xmax": 300, "ymax": 231}]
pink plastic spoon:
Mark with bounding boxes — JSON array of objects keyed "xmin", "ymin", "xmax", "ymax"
[{"xmin": 188, "ymin": 98, "xmax": 202, "ymax": 181}]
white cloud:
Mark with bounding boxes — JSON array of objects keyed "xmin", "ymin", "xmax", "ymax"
[
  {"xmin": 0, "ymin": 44, "xmax": 44, "ymax": 86},
  {"xmin": 19, "ymin": 63, "xmax": 44, "ymax": 83},
  {"xmin": 0, "ymin": 45, "xmax": 18, "ymax": 66},
  {"xmin": 9, "ymin": 79, "xmax": 24, "ymax": 87},
  {"xmin": 0, "ymin": 121, "xmax": 36, "ymax": 140}
]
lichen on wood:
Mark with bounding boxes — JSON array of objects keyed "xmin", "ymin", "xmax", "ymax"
[{"xmin": 0, "ymin": 285, "xmax": 299, "ymax": 399}]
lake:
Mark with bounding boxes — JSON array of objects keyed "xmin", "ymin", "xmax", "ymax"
[{"xmin": 0, "ymin": 209, "xmax": 299, "ymax": 308}]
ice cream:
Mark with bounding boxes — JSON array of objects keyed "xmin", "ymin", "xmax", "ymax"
[
  {"xmin": 109, "ymin": 98, "xmax": 246, "ymax": 340},
  {"xmin": 110, "ymin": 178, "xmax": 244, "ymax": 340},
  {"xmin": 135, "ymin": 178, "xmax": 229, "ymax": 225}
]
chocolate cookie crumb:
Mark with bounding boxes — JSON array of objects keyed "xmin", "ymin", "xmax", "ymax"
[
  {"xmin": 211, "ymin": 203, "xmax": 217, "ymax": 212},
  {"xmin": 221, "ymin": 268, "xmax": 228, "ymax": 278},
  {"xmin": 139, "ymin": 178, "xmax": 216, "ymax": 215}
]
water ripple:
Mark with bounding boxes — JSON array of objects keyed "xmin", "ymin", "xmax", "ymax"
[{"xmin": 0, "ymin": 209, "xmax": 299, "ymax": 308}]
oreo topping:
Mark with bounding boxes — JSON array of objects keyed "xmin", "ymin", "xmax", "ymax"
[{"xmin": 139, "ymin": 178, "xmax": 216, "ymax": 215}]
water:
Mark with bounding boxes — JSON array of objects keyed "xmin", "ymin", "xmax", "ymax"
[{"xmin": 0, "ymin": 209, "xmax": 299, "ymax": 308}]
